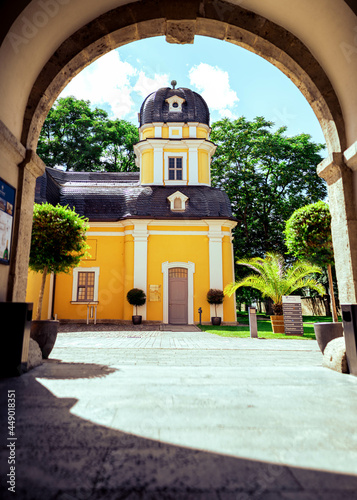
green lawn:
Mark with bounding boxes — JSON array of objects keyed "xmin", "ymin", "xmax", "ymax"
[{"xmin": 198, "ymin": 313, "xmax": 340, "ymax": 340}]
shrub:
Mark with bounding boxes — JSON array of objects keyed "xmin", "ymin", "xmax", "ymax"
[
  {"xmin": 126, "ymin": 288, "xmax": 146, "ymax": 315},
  {"xmin": 207, "ymin": 289, "xmax": 224, "ymax": 316}
]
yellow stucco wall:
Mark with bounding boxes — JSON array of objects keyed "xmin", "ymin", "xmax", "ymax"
[
  {"xmin": 141, "ymin": 149, "xmax": 154, "ymax": 184},
  {"xmin": 198, "ymin": 150, "xmax": 210, "ymax": 184},
  {"xmin": 26, "ymin": 271, "xmax": 52, "ymax": 320},
  {"xmin": 147, "ymin": 232, "xmax": 211, "ymax": 322},
  {"xmin": 141, "ymin": 126, "xmax": 154, "ymax": 139},
  {"xmin": 222, "ymin": 235, "xmax": 236, "ymax": 322},
  {"xmin": 26, "ymin": 224, "xmax": 236, "ymax": 324}
]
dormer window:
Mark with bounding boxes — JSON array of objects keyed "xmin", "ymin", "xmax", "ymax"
[
  {"xmin": 167, "ymin": 191, "xmax": 188, "ymax": 212},
  {"xmin": 166, "ymin": 95, "xmax": 185, "ymax": 113}
]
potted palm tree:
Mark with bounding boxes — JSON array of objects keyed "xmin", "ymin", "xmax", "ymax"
[
  {"xmin": 29, "ymin": 203, "xmax": 89, "ymax": 358},
  {"xmin": 207, "ymin": 289, "xmax": 224, "ymax": 325},
  {"xmin": 285, "ymin": 202, "xmax": 343, "ymax": 352},
  {"xmin": 224, "ymin": 253, "xmax": 325, "ymax": 334},
  {"xmin": 126, "ymin": 288, "xmax": 146, "ymax": 324}
]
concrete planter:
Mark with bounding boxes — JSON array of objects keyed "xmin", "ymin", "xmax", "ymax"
[
  {"xmin": 211, "ymin": 317, "xmax": 222, "ymax": 326},
  {"xmin": 313, "ymin": 322, "xmax": 343, "ymax": 354},
  {"xmin": 270, "ymin": 315, "xmax": 285, "ymax": 334},
  {"xmin": 30, "ymin": 320, "xmax": 59, "ymax": 359},
  {"xmin": 132, "ymin": 315, "xmax": 142, "ymax": 325}
]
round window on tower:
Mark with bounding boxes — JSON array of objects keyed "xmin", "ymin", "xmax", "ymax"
[{"xmin": 172, "ymin": 102, "xmax": 179, "ymax": 108}]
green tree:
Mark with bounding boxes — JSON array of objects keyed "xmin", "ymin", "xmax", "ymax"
[
  {"xmin": 210, "ymin": 117, "xmax": 327, "ymax": 259},
  {"xmin": 29, "ymin": 203, "xmax": 89, "ymax": 320},
  {"xmin": 284, "ymin": 201, "xmax": 338, "ymax": 322},
  {"xmin": 224, "ymin": 253, "xmax": 325, "ymax": 316},
  {"xmin": 100, "ymin": 118, "xmax": 139, "ymax": 172},
  {"xmin": 37, "ymin": 96, "xmax": 139, "ymax": 172}
]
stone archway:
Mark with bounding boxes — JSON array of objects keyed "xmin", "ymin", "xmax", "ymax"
[
  {"xmin": 1, "ymin": 0, "xmax": 357, "ymax": 307},
  {"xmin": 21, "ymin": 0, "xmax": 345, "ymax": 154}
]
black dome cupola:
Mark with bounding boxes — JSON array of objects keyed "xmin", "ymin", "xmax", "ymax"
[{"xmin": 139, "ymin": 86, "xmax": 210, "ymax": 126}]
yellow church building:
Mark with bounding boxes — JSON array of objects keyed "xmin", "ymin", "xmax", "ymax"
[{"xmin": 26, "ymin": 84, "xmax": 237, "ymax": 325}]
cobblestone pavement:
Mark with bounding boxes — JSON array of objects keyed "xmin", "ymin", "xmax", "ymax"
[{"xmin": 1, "ymin": 328, "xmax": 357, "ymax": 499}]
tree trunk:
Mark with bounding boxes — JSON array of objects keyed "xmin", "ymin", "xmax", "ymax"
[
  {"xmin": 327, "ymin": 264, "xmax": 338, "ymax": 323},
  {"xmin": 36, "ymin": 266, "xmax": 48, "ymax": 321}
]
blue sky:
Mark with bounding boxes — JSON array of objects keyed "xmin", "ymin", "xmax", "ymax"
[{"xmin": 59, "ymin": 35, "xmax": 326, "ymax": 147}]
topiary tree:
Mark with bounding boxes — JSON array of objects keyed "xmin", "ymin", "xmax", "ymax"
[
  {"xmin": 284, "ymin": 201, "xmax": 338, "ymax": 322},
  {"xmin": 224, "ymin": 253, "xmax": 325, "ymax": 316},
  {"xmin": 207, "ymin": 289, "xmax": 224, "ymax": 317},
  {"xmin": 29, "ymin": 203, "xmax": 89, "ymax": 320},
  {"xmin": 126, "ymin": 288, "xmax": 146, "ymax": 315}
]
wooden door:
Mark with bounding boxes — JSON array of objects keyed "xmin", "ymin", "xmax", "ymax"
[{"xmin": 168, "ymin": 268, "xmax": 188, "ymax": 324}]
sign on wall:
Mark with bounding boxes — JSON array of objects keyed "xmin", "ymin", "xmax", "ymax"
[
  {"xmin": 282, "ymin": 295, "xmax": 304, "ymax": 336},
  {"xmin": 0, "ymin": 178, "xmax": 16, "ymax": 265},
  {"xmin": 149, "ymin": 285, "xmax": 161, "ymax": 302}
]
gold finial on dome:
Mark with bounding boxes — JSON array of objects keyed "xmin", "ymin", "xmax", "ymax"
[{"xmin": 171, "ymin": 80, "xmax": 177, "ymax": 89}]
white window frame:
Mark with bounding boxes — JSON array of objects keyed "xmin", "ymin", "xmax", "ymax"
[
  {"xmin": 162, "ymin": 261, "xmax": 195, "ymax": 324},
  {"xmin": 164, "ymin": 152, "xmax": 187, "ymax": 185},
  {"xmin": 72, "ymin": 267, "xmax": 100, "ymax": 302}
]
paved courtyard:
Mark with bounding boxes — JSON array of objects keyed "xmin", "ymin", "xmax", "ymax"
[{"xmin": 1, "ymin": 328, "xmax": 357, "ymax": 499}]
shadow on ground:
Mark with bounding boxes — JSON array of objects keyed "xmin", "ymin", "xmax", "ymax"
[{"xmin": 1, "ymin": 361, "xmax": 357, "ymax": 500}]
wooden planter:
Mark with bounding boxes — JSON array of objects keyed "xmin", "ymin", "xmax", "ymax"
[{"xmin": 270, "ymin": 315, "xmax": 285, "ymax": 334}]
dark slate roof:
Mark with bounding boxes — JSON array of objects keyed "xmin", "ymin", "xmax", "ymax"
[
  {"xmin": 35, "ymin": 168, "xmax": 234, "ymax": 222},
  {"xmin": 140, "ymin": 87, "xmax": 210, "ymax": 126}
]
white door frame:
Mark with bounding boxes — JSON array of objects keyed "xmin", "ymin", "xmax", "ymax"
[{"xmin": 162, "ymin": 261, "xmax": 195, "ymax": 324}]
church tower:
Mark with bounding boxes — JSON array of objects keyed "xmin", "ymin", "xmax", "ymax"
[{"xmin": 134, "ymin": 80, "xmax": 216, "ymax": 189}]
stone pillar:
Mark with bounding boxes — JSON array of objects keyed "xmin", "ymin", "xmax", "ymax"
[
  {"xmin": 133, "ymin": 221, "xmax": 149, "ymax": 320},
  {"xmin": 317, "ymin": 151, "xmax": 357, "ymax": 303},
  {"xmin": 206, "ymin": 220, "xmax": 224, "ymax": 319},
  {"xmin": 7, "ymin": 150, "xmax": 46, "ymax": 302}
]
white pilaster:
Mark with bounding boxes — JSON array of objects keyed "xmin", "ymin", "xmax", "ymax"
[
  {"xmin": 189, "ymin": 124, "xmax": 197, "ymax": 138},
  {"xmin": 133, "ymin": 222, "xmax": 149, "ymax": 319},
  {"xmin": 153, "ymin": 147, "xmax": 164, "ymax": 185},
  {"xmin": 207, "ymin": 221, "xmax": 224, "ymax": 319},
  {"xmin": 188, "ymin": 147, "xmax": 199, "ymax": 185}
]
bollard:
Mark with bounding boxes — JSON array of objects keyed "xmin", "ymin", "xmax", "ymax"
[
  {"xmin": 341, "ymin": 304, "xmax": 357, "ymax": 376},
  {"xmin": 198, "ymin": 307, "xmax": 202, "ymax": 325},
  {"xmin": 248, "ymin": 306, "xmax": 258, "ymax": 338}
]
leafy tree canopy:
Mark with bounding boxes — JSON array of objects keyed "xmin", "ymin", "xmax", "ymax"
[
  {"xmin": 30, "ymin": 203, "xmax": 89, "ymax": 320},
  {"xmin": 284, "ymin": 201, "xmax": 338, "ymax": 321},
  {"xmin": 29, "ymin": 203, "xmax": 89, "ymax": 275},
  {"xmin": 210, "ymin": 117, "xmax": 327, "ymax": 259},
  {"xmin": 284, "ymin": 201, "xmax": 333, "ymax": 267},
  {"xmin": 37, "ymin": 96, "xmax": 139, "ymax": 172}
]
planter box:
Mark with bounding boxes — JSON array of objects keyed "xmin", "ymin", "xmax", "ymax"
[
  {"xmin": 31, "ymin": 320, "xmax": 59, "ymax": 359},
  {"xmin": 270, "ymin": 315, "xmax": 285, "ymax": 334},
  {"xmin": 313, "ymin": 322, "xmax": 343, "ymax": 354},
  {"xmin": 211, "ymin": 317, "xmax": 222, "ymax": 326},
  {"xmin": 0, "ymin": 302, "xmax": 33, "ymax": 376}
]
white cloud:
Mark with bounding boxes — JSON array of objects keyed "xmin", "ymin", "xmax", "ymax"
[
  {"xmin": 60, "ymin": 50, "xmax": 138, "ymax": 118},
  {"xmin": 189, "ymin": 63, "xmax": 239, "ymax": 118},
  {"xmin": 133, "ymin": 71, "xmax": 170, "ymax": 98}
]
